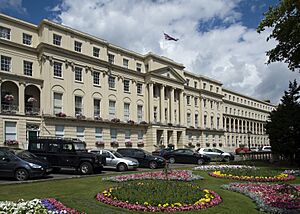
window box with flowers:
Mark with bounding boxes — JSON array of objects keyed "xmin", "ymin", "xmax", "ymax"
[
  {"xmin": 125, "ymin": 141, "xmax": 132, "ymax": 147},
  {"xmin": 55, "ymin": 112, "xmax": 66, "ymax": 117},
  {"xmin": 5, "ymin": 140, "xmax": 19, "ymax": 146},
  {"xmin": 110, "ymin": 141, "xmax": 119, "ymax": 148},
  {"xmin": 111, "ymin": 118, "xmax": 120, "ymax": 123},
  {"xmin": 94, "ymin": 115, "xmax": 103, "ymax": 121},
  {"xmin": 137, "ymin": 141, "xmax": 144, "ymax": 147},
  {"xmin": 76, "ymin": 113, "xmax": 86, "ymax": 119},
  {"xmin": 196, "ymin": 142, "xmax": 201, "ymax": 147},
  {"xmin": 127, "ymin": 120, "xmax": 135, "ymax": 125}
]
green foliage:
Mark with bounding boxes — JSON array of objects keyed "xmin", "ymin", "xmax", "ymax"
[
  {"xmin": 257, "ymin": 0, "xmax": 300, "ymax": 71},
  {"xmin": 219, "ymin": 168, "xmax": 281, "ymax": 177},
  {"xmin": 266, "ymin": 80, "xmax": 300, "ymax": 162},
  {"xmin": 110, "ymin": 180, "xmax": 205, "ymax": 205}
]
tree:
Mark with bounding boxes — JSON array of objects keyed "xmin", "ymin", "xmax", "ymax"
[
  {"xmin": 266, "ymin": 80, "xmax": 300, "ymax": 163},
  {"xmin": 257, "ymin": 0, "xmax": 300, "ymax": 72}
]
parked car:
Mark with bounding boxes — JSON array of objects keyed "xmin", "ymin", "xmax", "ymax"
[
  {"xmin": 28, "ymin": 137, "xmax": 106, "ymax": 175},
  {"xmin": 162, "ymin": 149, "xmax": 210, "ymax": 165},
  {"xmin": 89, "ymin": 149, "xmax": 139, "ymax": 171},
  {"xmin": 259, "ymin": 146, "xmax": 272, "ymax": 152},
  {"xmin": 0, "ymin": 147, "xmax": 52, "ymax": 181},
  {"xmin": 250, "ymin": 147, "xmax": 259, "ymax": 152},
  {"xmin": 116, "ymin": 148, "xmax": 166, "ymax": 169},
  {"xmin": 235, "ymin": 147, "xmax": 250, "ymax": 154},
  {"xmin": 152, "ymin": 148, "xmax": 174, "ymax": 156},
  {"xmin": 197, "ymin": 148, "xmax": 234, "ymax": 161}
]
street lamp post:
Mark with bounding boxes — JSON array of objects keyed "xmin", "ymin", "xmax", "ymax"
[{"xmin": 247, "ymin": 131, "xmax": 252, "ymax": 149}]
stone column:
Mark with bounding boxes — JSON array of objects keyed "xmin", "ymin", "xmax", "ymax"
[
  {"xmin": 179, "ymin": 91, "xmax": 185, "ymax": 126},
  {"xmin": 160, "ymin": 85, "xmax": 165, "ymax": 124},
  {"xmin": 149, "ymin": 83, "xmax": 154, "ymax": 123},
  {"xmin": 237, "ymin": 119, "xmax": 240, "ymax": 133},
  {"xmin": 170, "ymin": 87, "xmax": 174, "ymax": 124},
  {"xmin": 229, "ymin": 118, "xmax": 232, "ymax": 132},
  {"xmin": 19, "ymin": 82, "xmax": 25, "ymax": 114}
]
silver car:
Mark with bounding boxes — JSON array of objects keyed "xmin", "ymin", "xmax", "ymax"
[
  {"xmin": 197, "ymin": 148, "xmax": 233, "ymax": 162},
  {"xmin": 90, "ymin": 149, "xmax": 139, "ymax": 172}
]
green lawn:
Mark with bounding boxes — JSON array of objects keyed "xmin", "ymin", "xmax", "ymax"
[{"xmin": 0, "ymin": 165, "xmax": 299, "ymax": 214}]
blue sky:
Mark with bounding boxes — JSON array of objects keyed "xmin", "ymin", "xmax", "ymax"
[{"xmin": 1, "ymin": 0, "xmax": 298, "ymax": 103}]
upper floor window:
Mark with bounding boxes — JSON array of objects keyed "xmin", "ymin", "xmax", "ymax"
[
  {"xmin": 137, "ymin": 83, "xmax": 142, "ymax": 94},
  {"xmin": 93, "ymin": 71, "xmax": 100, "ymax": 85},
  {"xmin": 53, "ymin": 34, "xmax": 61, "ymax": 46},
  {"xmin": 74, "ymin": 41, "xmax": 82, "ymax": 52},
  {"xmin": 216, "ymin": 87, "xmax": 219, "ymax": 93},
  {"xmin": 53, "ymin": 92, "xmax": 63, "ymax": 114},
  {"xmin": 195, "ymin": 114, "xmax": 199, "ymax": 127},
  {"xmin": 203, "ymin": 99, "xmax": 206, "ymax": 108},
  {"xmin": 53, "ymin": 62, "xmax": 62, "ymax": 77},
  {"xmin": 210, "ymin": 85, "xmax": 213, "ymax": 91},
  {"xmin": 75, "ymin": 96, "xmax": 83, "ymax": 114},
  {"xmin": 203, "ymin": 83, "xmax": 206, "ymax": 89},
  {"xmin": 109, "ymin": 100, "xmax": 116, "ymax": 119},
  {"xmin": 74, "ymin": 67, "xmax": 82, "ymax": 82},
  {"xmin": 187, "ymin": 113, "xmax": 191, "ymax": 126},
  {"xmin": 124, "ymin": 103, "xmax": 130, "ymax": 121},
  {"xmin": 124, "ymin": 79, "xmax": 130, "ymax": 92},
  {"xmin": 187, "ymin": 96, "xmax": 190, "ymax": 105},
  {"xmin": 1, "ymin": 55, "xmax": 11, "ymax": 72},
  {"xmin": 23, "ymin": 33, "xmax": 32, "ymax": 46},
  {"xmin": 23, "ymin": 61, "xmax": 33, "ymax": 76},
  {"xmin": 194, "ymin": 81, "xmax": 197, "ymax": 88},
  {"xmin": 194, "ymin": 97, "xmax": 198, "ymax": 106},
  {"xmin": 0, "ymin": 26, "xmax": 10, "ymax": 40},
  {"xmin": 93, "ymin": 47, "xmax": 100, "ymax": 58},
  {"xmin": 108, "ymin": 76, "xmax": 115, "ymax": 89},
  {"xmin": 123, "ymin": 58, "xmax": 129, "ymax": 68},
  {"xmin": 108, "ymin": 54, "xmax": 114, "ymax": 64},
  {"xmin": 94, "ymin": 99, "xmax": 101, "ymax": 117},
  {"xmin": 137, "ymin": 105, "xmax": 143, "ymax": 122},
  {"xmin": 186, "ymin": 79, "xmax": 190, "ymax": 86},
  {"xmin": 136, "ymin": 63, "xmax": 142, "ymax": 72}
]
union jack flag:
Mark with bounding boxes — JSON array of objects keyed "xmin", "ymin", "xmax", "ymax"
[{"xmin": 164, "ymin": 33, "xmax": 179, "ymax": 41}]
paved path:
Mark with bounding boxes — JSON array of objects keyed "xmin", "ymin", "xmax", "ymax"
[{"xmin": 0, "ymin": 163, "xmax": 197, "ymax": 185}]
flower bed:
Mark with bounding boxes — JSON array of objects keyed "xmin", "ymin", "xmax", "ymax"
[
  {"xmin": 209, "ymin": 170, "xmax": 295, "ymax": 182},
  {"xmin": 96, "ymin": 180, "xmax": 222, "ymax": 212},
  {"xmin": 0, "ymin": 198, "xmax": 83, "ymax": 213},
  {"xmin": 103, "ymin": 170, "xmax": 203, "ymax": 182},
  {"xmin": 222, "ymin": 183, "xmax": 300, "ymax": 213},
  {"xmin": 194, "ymin": 164, "xmax": 256, "ymax": 171}
]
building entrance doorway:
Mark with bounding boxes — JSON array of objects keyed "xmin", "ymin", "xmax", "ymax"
[
  {"xmin": 177, "ymin": 131, "xmax": 182, "ymax": 146},
  {"xmin": 156, "ymin": 130, "xmax": 163, "ymax": 147},
  {"xmin": 26, "ymin": 124, "xmax": 39, "ymax": 149}
]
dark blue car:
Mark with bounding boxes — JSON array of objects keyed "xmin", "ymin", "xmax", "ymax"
[{"xmin": 0, "ymin": 147, "xmax": 52, "ymax": 181}]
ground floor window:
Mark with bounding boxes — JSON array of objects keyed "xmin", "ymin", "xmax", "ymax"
[
  {"xmin": 5, "ymin": 121, "xmax": 17, "ymax": 141},
  {"xmin": 76, "ymin": 127, "xmax": 85, "ymax": 141},
  {"xmin": 55, "ymin": 125, "xmax": 64, "ymax": 138},
  {"xmin": 95, "ymin": 128, "xmax": 103, "ymax": 141}
]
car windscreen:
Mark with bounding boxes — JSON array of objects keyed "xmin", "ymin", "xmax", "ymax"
[
  {"xmin": 14, "ymin": 150, "xmax": 38, "ymax": 159},
  {"xmin": 73, "ymin": 143, "xmax": 86, "ymax": 151},
  {"xmin": 111, "ymin": 151, "xmax": 123, "ymax": 158}
]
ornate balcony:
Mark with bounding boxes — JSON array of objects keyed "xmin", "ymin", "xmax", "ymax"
[{"xmin": 1, "ymin": 104, "xmax": 19, "ymax": 114}]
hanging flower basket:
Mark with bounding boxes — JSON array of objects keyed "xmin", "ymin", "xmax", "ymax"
[
  {"xmin": 95, "ymin": 141, "xmax": 105, "ymax": 147},
  {"xmin": 137, "ymin": 141, "xmax": 144, "ymax": 147},
  {"xmin": 125, "ymin": 141, "xmax": 132, "ymax": 147},
  {"xmin": 94, "ymin": 115, "xmax": 103, "ymax": 121},
  {"xmin": 27, "ymin": 97, "xmax": 37, "ymax": 102},
  {"xmin": 110, "ymin": 141, "xmax": 119, "ymax": 147},
  {"xmin": 127, "ymin": 120, "xmax": 135, "ymax": 125},
  {"xmin": 111, "ymin": 118, "xmax": 120, "ymax": 123},
  {"xmin": 5, "ymin": 140, "xmax": 19, "ymax": 146},
  {"xmin": 4, "ymin": 94, "xmax": 14, "ymax": 102}
]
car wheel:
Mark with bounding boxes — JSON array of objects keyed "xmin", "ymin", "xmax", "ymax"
[
  {"xmin": 197, "ymin": 158, "xmax": 204, "ymax": 165},
  {"xmin": 117, "ymin": 163, "xmax": 127, "ymax": 172},
  {"xmin": 79, "ymin": 162, "xmax": 93, "ymax": 175},
  {"xmin": 149, "ymin": 161, "xmax": 158, "ymax": 169},
  {"xmin": 15, "ymin": 168, "xmax": 29, "ymax": 181},
  {"xmin": 223, "ymin": 156, "xmax": 230, "ymax": 162},
  {"xmin": 169, "ymin": 157, "xmax": 175, "ymax": 164}
]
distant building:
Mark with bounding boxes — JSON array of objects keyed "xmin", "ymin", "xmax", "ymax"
[{"xmin": 0, "ymin": 13, "xmax": 275, "ymax": 151}]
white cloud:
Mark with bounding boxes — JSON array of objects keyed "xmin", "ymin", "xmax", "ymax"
[
  {"xmin": 0, "ymin": 0, "xmax": 26, "ymax": 14},
  {"xmin": 52, "ymin": 0, "xmax": 299, "ymax": 104}
]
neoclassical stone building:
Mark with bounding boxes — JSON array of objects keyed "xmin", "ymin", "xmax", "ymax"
[{"xmin": 0, "ymin": 13, "xmax": 275, "ymax": 151}]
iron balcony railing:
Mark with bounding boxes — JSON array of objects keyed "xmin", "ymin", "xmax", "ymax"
[{"xmin": 1, "ymin": 104, "xmax": 19, "ymax": 114}]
